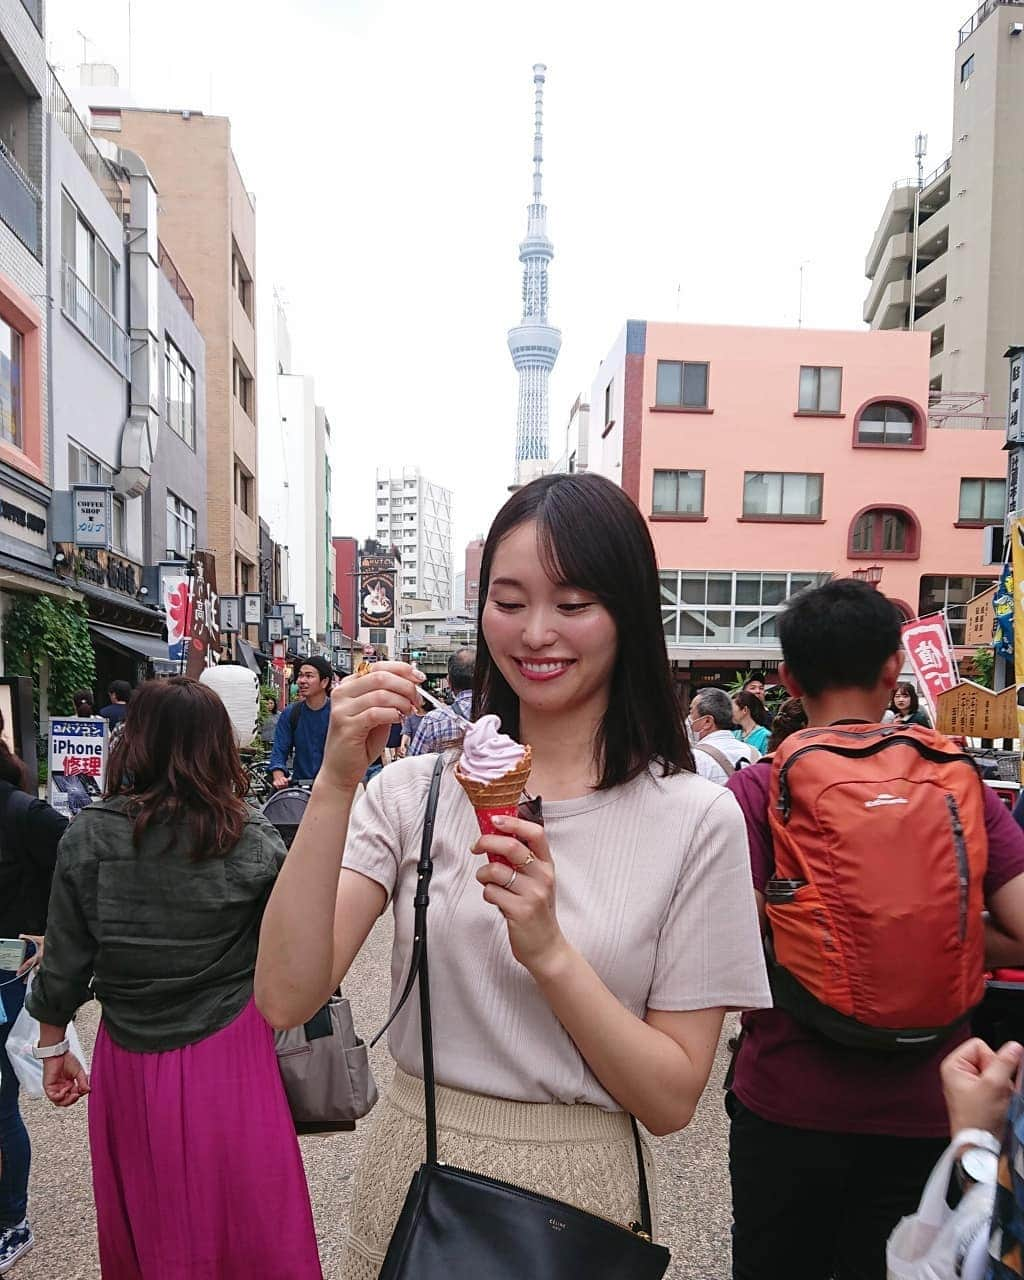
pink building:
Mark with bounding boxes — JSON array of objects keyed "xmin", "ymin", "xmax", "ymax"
[{"xmin": 588, "ymin": 320, "xmax": 1005, "ymax": 689}]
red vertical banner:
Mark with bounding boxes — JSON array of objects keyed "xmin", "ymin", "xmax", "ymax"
[
  {"xmin": 185, "ymin": 552, "xmax": 221, "ymax": 679},
  {"xmin": 901, "ymin": 614, "xmax": 959, "ymax": 722}
]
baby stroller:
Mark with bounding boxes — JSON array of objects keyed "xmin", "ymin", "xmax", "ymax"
[{"xmin": 262, "ymin": 783, "xmax": 312, "ymax": 850}]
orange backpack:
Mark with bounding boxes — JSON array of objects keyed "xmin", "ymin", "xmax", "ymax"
[{"xmin": 766, "ymin": 723, "xmax": 988, "ymax": 1052}]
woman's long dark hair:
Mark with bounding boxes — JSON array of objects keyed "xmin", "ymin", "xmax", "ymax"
[
  {"xmin": 888, "ymin": 681, "xmax": 920, "ymax": 717},
  {"xmin": 104, "ymin": 677, "xmax": 249, "ymax": 859},
  {"xmin": 734, "ymin": 690, "xmax": 771, "ymax": 729},
  {"xmin": 0, "ymin": 709, "xmax": 29, "ymax": 792},
  {"xmin": 472, "ymin": 473, "xmax": 694, "ymax": 789}
]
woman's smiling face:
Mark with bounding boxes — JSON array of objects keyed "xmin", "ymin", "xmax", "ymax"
[{"xmin": 481, "ymin": 521, "xmax": 618, "ymax": 721}]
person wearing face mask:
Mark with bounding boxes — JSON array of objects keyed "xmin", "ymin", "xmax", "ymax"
[
  {"xmin": 688, "ymin": 688, "xmax": 760, "ymax": 785},
  {"xmin": 255, "ymin": 472, "xmax": 770, "ymax": 1279}
]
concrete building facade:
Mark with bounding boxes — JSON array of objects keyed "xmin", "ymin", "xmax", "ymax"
[
  {"xmin": 589, "ymin": 319, "xmax": 1004, "ymax": 688},
  {"xmin": 864, "ymin": 0, "xmax": 1024, "ymax": 423},
  {"xmin": 550, "ymin": 395, "xmax": 590, "ymax": 475},
  {"xmin": 259, "ymin": 295, "xmax": 334, "ymax": 640},
  {"xmin": 374, "ymin": 466, "xmax": 453, "ymax": 609},
  {"xmin": 77, "ymin": 98, "xmax": 260, "ymax": 600},
  {"xmin": 45, "ymin": 71, "xmax": 209, "ymax": 689}
]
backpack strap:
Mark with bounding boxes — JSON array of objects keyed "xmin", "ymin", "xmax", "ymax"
[
  {"xmin": 288, "ymin": 701, "xmax": 302, "ymax": 733},
  {"xmin": 695, "ymin": 742, "xmax": 736, "ymax": 777}
]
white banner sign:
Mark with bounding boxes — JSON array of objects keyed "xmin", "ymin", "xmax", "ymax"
[{"xmin": 48, "ymin": 716, "xmax": 108, "ymax": 817}]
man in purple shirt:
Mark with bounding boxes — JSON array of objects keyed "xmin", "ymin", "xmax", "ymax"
[{"xmin": 725, "ymin": 579, "xmax": 1024, "ymax": 1280}]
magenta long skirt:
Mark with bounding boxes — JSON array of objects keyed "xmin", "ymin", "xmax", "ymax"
[{"xmin": 88, "ymin": 998, "xmax": 323, "ymax": 1279}]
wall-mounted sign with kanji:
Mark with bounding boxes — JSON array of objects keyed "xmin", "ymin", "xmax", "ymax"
[{"xmin": 935, "ymin": 682, "xmax": 1017, "ymax": 739}]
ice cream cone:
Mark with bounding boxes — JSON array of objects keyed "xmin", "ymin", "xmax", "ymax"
[{"xmin": 456, "ymin": 746, "xmax": 533, "ymax": 843}]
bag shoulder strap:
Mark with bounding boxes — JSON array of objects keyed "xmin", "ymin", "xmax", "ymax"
[
  {"xmin": 695, "ymin": 742, "xmax": 735, "ymax": 777},
  {"xmin": 372, "ymin": 755, "xmax": 655, "ymax": 1237},
  {"xmin": 289, "ymin": 701, "xmax": 302, "ymax": 733}
]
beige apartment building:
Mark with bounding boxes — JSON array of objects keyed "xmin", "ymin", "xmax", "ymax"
[
  {"xmin": 83, "ymin": 103, "xmax": 260, "ymax": 594},
  {"xmin": 864, "ymin": 0, "xmax": 1024, "ymax": 424}
]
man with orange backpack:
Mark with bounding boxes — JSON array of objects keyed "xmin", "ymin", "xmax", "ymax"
[{"xmin": 725, "ymin": 578, "xmax": 1024, "ymax": 1280}]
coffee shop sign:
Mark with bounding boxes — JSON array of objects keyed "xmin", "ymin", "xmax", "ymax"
[{"xmin": 72, "ymin": 486, "xmax": 111, "ymax": 549}]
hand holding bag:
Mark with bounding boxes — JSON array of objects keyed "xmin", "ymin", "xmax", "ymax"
[
  {"xmin": 376, "ymin": 756, "xmax": 671, "ymax": 1279},
  {"xmin": 886, "ymin": 1128, "xmax": 998, "ymax": 1280}
]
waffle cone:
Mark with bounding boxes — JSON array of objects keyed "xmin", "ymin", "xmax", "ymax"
[{"xmin": 455, "ymin": 745, "xmax": 532, "ymax": 811}]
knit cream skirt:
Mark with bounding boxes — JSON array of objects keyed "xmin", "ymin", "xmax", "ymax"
[{"xmin": 340, "ymin": 1069, "xmax": 659, "ymax": 1279}]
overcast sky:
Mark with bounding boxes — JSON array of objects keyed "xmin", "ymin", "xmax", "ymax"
[{"xmin": 48, "ymin": 0, "xmax": 970, "ymax": 566}]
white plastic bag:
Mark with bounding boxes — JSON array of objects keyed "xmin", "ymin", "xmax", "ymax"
[
  {"xmin": 3, "ymin": 975, "xmax": 88, "ymax": 1101},
  {"xmin": 887, "ymin": 1133, "xmax": 995, "ymax": 1280}
]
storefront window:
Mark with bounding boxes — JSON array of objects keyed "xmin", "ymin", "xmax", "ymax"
[{"xmin": 660, "ymin": 569, "xmax": 832, "ymax": 646}]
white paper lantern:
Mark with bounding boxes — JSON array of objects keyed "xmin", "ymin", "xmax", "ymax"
[{"xmin": 200, "ymin": 664, "xmax": 261, "ymax": 747}]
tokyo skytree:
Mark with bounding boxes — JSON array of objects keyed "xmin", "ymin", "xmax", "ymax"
[{"xmin": 508, "ymin": 64, "xmax": 561, "ymax": 487}]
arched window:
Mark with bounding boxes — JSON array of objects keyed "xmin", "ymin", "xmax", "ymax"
[
  {"xmin": 854, "ymin": 399, "xmax": 924, "ymax": 448},
  {"xmin": 848, "ymin": 506, "xmax": 920, "ymax": 559}
]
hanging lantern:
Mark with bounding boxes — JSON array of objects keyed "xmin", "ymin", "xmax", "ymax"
[{"xmin": 200, "ymin": 664, "xmax": 261, "ymax": 747}]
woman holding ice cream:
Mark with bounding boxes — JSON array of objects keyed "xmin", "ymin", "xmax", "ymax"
[{"xmin": 256, "ymin": 472, "xmax": 771, "ymax": 1279}]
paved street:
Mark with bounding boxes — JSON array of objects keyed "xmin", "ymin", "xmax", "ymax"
[{"xmin": 16, "ymin": 915, "xmax": 735, "ymax": 1279}]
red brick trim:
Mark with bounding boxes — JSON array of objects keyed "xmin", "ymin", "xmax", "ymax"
[
  {"xmin": 851, "ymin": 396, "xmax": 927, "ymax": 450},
  {"xmin": 737, "ymin": 516, "xmax": 826, "ymax": 525},
  {"xmin": 621, "ymin": 352, "xmax": 645, "ymax": 504},
  {"xmin": 648, "ymin": 405, "xmax": 714, "ymax": 414},
  {"xmin": 0, "ymin": 273, "xmax": 43, "ymax": 484},
  {"xmin": 847, "ymin": 503, "xmax": 922, "ymax": 560}
]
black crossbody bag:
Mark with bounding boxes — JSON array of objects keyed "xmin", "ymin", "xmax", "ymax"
[{"xmin": 373, "ymin": 756, "xmax": 671, "ymax": 1279}]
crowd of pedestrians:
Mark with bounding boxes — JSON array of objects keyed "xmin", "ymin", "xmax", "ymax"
[{"xmin": 2, "ymin": 470, "xmax": 1024, "ymax": 1279}]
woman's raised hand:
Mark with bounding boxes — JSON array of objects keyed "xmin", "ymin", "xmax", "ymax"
[{"xmin": 319, "ymin": 662, "xmax": 425, "ymax": 794}]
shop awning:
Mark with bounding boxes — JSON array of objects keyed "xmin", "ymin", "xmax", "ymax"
[
  {"xmin": 90, "ymin": 623, "xmax": 169, "ymax": 664},
  {"xmin": 236, "ymin": 639, "xmax": 264, "ymax": 675}
]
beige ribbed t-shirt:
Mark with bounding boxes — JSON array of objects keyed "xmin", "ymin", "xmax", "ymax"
[{"xmin": 343, "ymin": 753, "xmax": 771, "ymax": 1111}]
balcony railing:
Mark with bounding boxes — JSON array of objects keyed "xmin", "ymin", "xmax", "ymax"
[
  {"xmin": 158, "ymin": 241, "xmax": 195, "ymax": 318},
  {"xmin": 61, "ymin": 261, "xmax": 130, "ymax": 376},
  {"xmin": 890, "ymin": 155, "xmax": 952, "ymax": 193},
  {"xmin": 0, "ymin": 138, "xmax": 40, "ymax": 256},
  {"xmin": 19, "ymin": 0, "xmax": 41, "ymax": 30},
  {"xmin": 959, "ymin": 0, "xmax": 1024, "ymax": 44},
  {"xmin": 46, "ymin": 68, "xmax": 125, "ymax": 221}
]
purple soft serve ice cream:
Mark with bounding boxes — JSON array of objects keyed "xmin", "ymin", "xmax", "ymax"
[{"xmin": 458, "ymin": 715, "xmax": 527, "ymax": 783}]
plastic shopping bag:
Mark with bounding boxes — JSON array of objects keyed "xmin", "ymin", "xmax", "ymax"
[
  {"xmin": 887, "ymin": 1135, "xmax": 994, "ymax": 1279},
  {"xmin": 3, "ymin": 975, "xmax": 88, "ymax": 1101}
]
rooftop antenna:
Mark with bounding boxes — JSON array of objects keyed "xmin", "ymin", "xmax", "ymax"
[
  {"xmin": 909, "ymin": 131, "xmax": 928, "ymax": 331},
  {"xmin": 75, "ymin": 29, "xmax": 93, "ymax": 66},
  {"xmin": 532, "ymin": 63, "xmax": 545, "ymax": 204},
  {"xmin": 798, "ymin": 260, "xmax": 811, "ymax": 328}
]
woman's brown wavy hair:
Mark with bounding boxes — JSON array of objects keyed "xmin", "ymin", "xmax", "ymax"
[{"xmin": 104, "ymin": 677, "xmax": 249, "ymax": 859}]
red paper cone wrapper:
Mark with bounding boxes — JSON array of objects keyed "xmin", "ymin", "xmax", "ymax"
[{"xmin": 455, "ymin": 748, "xmax": 532, "ymax": 868}]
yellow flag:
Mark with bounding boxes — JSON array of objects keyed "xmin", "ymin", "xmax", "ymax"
[{"xmin": 1012, "ymin": 519, "xmax": 1024, "ymax": 782}]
